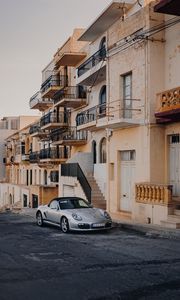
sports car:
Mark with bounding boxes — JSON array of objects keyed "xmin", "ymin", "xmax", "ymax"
[{"xmin": 36, "ymin": 197, "xmax": 112, "ymax": 233}]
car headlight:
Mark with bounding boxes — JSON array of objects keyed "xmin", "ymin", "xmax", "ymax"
[
  {"xmin": 104, "ymin": 211, "xmax": 111, "ymax": 219},
  {"xmin": 72, "ymin": 213, "xmax": 82, "ymax": 221}
]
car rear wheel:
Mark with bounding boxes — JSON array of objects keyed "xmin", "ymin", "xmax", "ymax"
[
  {"xmin": 61, "ymin": 217, "xmax": 69, "ymax": 233},
  {"xmin": 36, "ymin": 212, "xmax": 43, "ymax": 227}
]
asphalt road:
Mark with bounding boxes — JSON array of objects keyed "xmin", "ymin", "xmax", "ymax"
[{"xmin": 0, "ymin": 212, "xmax": 180, "ymax": 300}]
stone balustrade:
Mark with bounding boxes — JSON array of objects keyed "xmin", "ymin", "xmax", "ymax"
[
  {"xmin": 157, "ymin": 86, "xmax": 180, "ymax": 112},
  {"xmin": 135, "ymin": 183, "xmax": 173, "ymax": 205}
]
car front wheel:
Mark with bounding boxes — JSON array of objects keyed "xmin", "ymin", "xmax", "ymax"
[
  {"xmin": 36, "ymin": 212, "xmax": 43, "ymax": 227},
  {"xmin": 61, "ymin": 217, "xmax": 69, "ymax": 233}
]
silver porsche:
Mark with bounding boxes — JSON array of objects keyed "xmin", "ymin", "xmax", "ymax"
[{"xmin": 36, "ymin": 197, "xmax": 112, "ymax": 233}]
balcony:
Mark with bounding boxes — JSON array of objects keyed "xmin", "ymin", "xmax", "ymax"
[
  {"xmin": 76, "ymin": 48, "xmax": 106, "ymax": 86},
  {"xmin": 54, "ymin": 50, "xmax": 86, "ymax": 68},
  {"xmin": 135, "ymin": 183, "xmax": 173, "ymax": 205},
  {"xmin": 76, "ymin": 99, "xmax": 142, "ymax": 130},
  {"xmin": 51, "ymin": 127, "xmax": 87, "ymax": 146},
  {"xmin": 29, "ymin": 152, "xmax": 39, "ymax": 164},
  {"xmin": 40, "ymin": 111, "xmax": 70, "ymax": 130},
  {"xmin": 53, "ymin": 86, "xmax": 87, "ymax": 109},
  {"xmin": 39, "ymin": 147, "xmax": 68, "ymax": 163},
  {"xmin": 29, "ymin": 91, "xmax": 53, "ymax": 111},
  {"xmin": 155, "ymin": 86, "xmax": 180, "ymax": 124},
  {"xmin": 154, "ymin": 0, "xmax": 180, "ymax": 16},
  {"xmin": 41, "ymin": 75, "xmax": 68, "ymax": 98},
  {"xmin": 29, "ymin": 123, "xmax": 48, "ymax": 139}
]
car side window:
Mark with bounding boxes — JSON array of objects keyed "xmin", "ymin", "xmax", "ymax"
[{"xmin": 49, "ymin": 200, "xmax": 59, "ymax": 210}]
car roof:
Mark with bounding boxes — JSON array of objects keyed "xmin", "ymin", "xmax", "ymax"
[{"xmin": 52, "ymin": 197, "xmax": 86, "ymax": 202}]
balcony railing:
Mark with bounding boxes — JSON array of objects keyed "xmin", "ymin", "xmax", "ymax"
[
  {"xmin": 29, "ymin": 91, "xmax": 53, "ymax": 110},
  {"xmin": 76, "ymin": 99, "xmax": 142, "ymax": 129},
  {"xmin": 41, "ymin": 75, "xmax": 68, "ymax": 95},
  {"xmin": 29, "ymin": 152, "xmax": 39, "ymax": 163},
  {"xmin": 61, "ymin": 163, "xmax": 91, "ymax": 203},
  {"xmin": 39, "ymin": 147, "xmax": 69, "ymax": 160},
  {"xmin": 51, "ymin": 127, "xmax": 87, "ymax": 145},
  {"xmin": 155, "ymin": 86, "xmax": 180, "ymax": 123},
  {"xmin": 53, "ymin": 85, "xmax": 87, "ymax": 104},
  {"xmin": 40, "ymin": 111, "xmax": 70, "ymax": 128},
  {"xmin": 135, "ymin": 183, "xmax": 173, "ymax": 205},
  {"xmin": 29, "ymin": 123, "xmax": 48, "ymax": 138},
  {"xmin": 77, "ymin": 47, "xmax": 106, "ymax": 77},
  {"xmin": 76, "ymin": 103, "xmax": 106, "ymax": 126}
]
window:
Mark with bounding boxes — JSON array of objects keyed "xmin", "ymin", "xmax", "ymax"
[
  {"xmin": 120, "ymin": 150, "xmax": 136, "ymax": 161},
  {"xmin": 99, "ymin": 85, "xmax": 106, "ymax": 116},
  {"xmin": 122, "ymin": 73, "xmax": 132, "ymax": 118},
  {"xmin": 49, "ymin": 200, "xmax": 59, "ymax": 210},
  {"xmin": 100, "ymin": 138, "xmax": 107, "ymax": 163}
]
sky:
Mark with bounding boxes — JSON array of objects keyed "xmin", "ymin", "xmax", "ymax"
[{"xmin": 0, "ymin": 0, "xmax": 111, "ymax": 119}]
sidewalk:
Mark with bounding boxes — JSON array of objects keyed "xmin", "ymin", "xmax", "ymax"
[
  {"xmin": 112, "ymin": 216, "xmax": 180, "ymax": 240},
  {"xmin": 16, "ymin": 208, "xmax": 180, "ymax": 240}
]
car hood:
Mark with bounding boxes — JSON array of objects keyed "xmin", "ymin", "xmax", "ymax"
[{"xmin": 64, "ymin": 208, "xmax": 106, "ymax": 221}]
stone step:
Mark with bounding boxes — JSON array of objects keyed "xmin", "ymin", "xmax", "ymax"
[
  {"xmin": 167, "ymin": 215, "xmax": 180, "ymax": 222},
  {"xmin": 160, "ymin": 220, "xmax": 180, "ymax": 229},
  {"xmin": 174, "ymin": 209, "xmax": 180, "ymax": 216}
]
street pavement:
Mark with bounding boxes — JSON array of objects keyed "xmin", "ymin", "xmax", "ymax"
[{"xmin": 0, "ymin": 211, "xmax": 180, "ymax": 300}]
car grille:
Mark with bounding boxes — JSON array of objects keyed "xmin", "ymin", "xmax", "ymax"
[{"xmin": 78, "ymin": 223, "xmax": 90, "ymax": 229}]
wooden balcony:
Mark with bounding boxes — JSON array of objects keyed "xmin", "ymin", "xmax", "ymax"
[
  {"xmin": 155, "ymin": 86, "xmax": 180, "ymax": 124},
  {"xmin": 40, "ymin": 111, "xmax": 70, "ymax": 130},
  {"xmin": 53, "ymin": 86, "xmax": 87, "ymax": 109},
  {"xmin": 51, "ymin": 127, "xmax": 87, "ymax": 146},
  {"xmin": 29, "ymin": 91, "xmax": 53, "ymax": 111},
  {"xmin": 41, "ymin": 75, "xmax": 68, "ymax": 98},
  {"xmin": 135, "ymin": 183, "xmax": 173, "ymax": 205}
]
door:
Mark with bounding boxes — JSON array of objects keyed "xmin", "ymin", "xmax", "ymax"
[
  {"xmin": 120, "ymin": 150, "xmax": 135, "ymax": 212},
  {"xmin": 46, "ymin": 200, "xmax": 60, "ymax": 224},
  {"xmin": 169, "ymin": 134, "xmax": 180, "ymax": 196},
  {"xmin": 32, "ymin": 194, "xmax": 38, "ymax": 208}
]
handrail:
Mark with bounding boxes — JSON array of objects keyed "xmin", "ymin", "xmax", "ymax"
[
  {"xmin": 61, "ymin": 163, "xmax": 91, "ymax": 203},
  {"xmin": 77, "ymin": 47, "xmax": 106, "ymax": 77}
]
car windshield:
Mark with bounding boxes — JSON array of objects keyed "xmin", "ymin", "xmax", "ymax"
[{"xmin": 59, "ymin": 198, "xmax": 90, "ymax": 210}]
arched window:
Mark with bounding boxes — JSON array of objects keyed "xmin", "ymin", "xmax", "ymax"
[
  {"xmin": 99, "ymin": 85, "xmax": 106, "ymax": 116},
  {"xmin": 92, "ymin": 140, "xmax": 97, "ymax": 164},
  {"xmin": 100, "ymin": 138, "xmax": 107, "ymax": 163}
]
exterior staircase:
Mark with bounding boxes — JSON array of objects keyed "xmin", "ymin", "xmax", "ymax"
[
  {"xmin": 161, "ymin": 204, "xmax": 180, "ymax": 229},
  {"xmin": 86, "ymin": 175, "xmax": 106, "ymax": 210}
]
